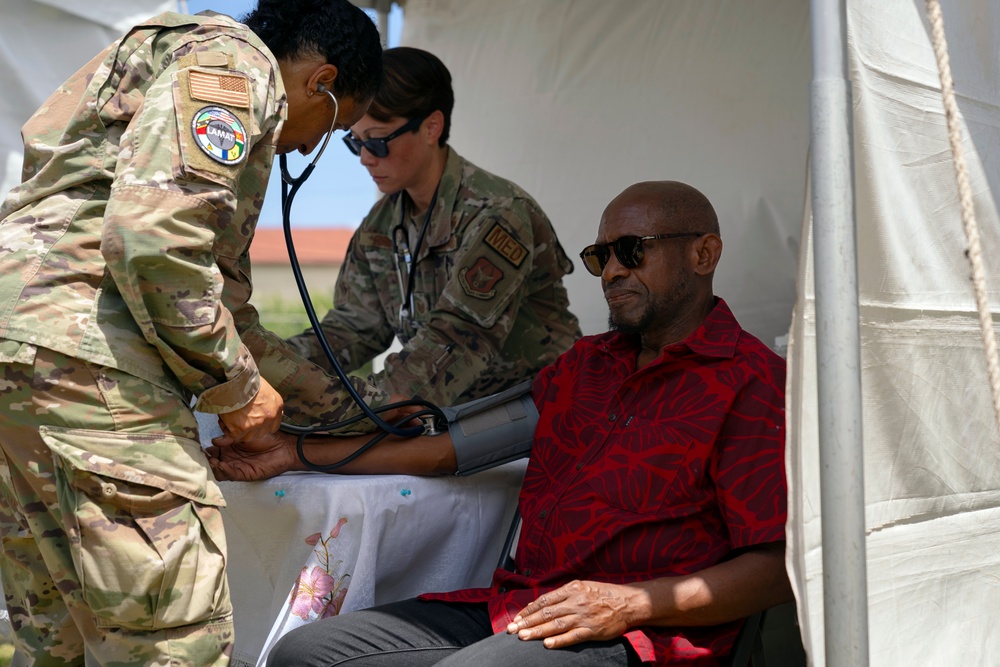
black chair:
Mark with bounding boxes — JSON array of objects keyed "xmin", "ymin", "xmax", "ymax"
[
  {"xmin": 496, "ymin": 508, "xmax": 521, "ymax": 571},
  {"xmin": 728, "ymin": 609, "xmax": 766, "ymax": 667},
  {"xmin": 728, "ymin": 602, "xmax": 807, "ymax": 667}
]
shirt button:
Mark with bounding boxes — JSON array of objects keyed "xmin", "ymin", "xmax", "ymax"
[
  {"xmin": 523, "ymin": 569, "xmax": 532, "ymax": 576},
  {"xmin": 539, "ymin": 510, "xmax": 547, "ymax": 519},
  {"xmin": 575, "ymin": 463, "xmax": 583, "ymax": 470},
  {"xmin": 498, "ymin": 586, "xmax": 507, "ymax": 593},
  {"xmin": 608, "ymin": 413, "xmax": 617, "ymax": 422}
]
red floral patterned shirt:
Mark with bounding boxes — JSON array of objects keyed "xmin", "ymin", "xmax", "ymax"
[{"xmin": 421, "ymin": 298, "xmax": 787, "ymax": 665}]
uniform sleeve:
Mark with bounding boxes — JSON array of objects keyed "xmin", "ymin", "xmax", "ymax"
[
  {"xmin": 285, "ymin": 226, "xmax": 397, "ymax": 374},
  {"xmin": 225, "ymin": 249, "xmax": 390, "ymax": 434},
  {"xmin": 100, "ymin": 38, "xmax": 272, "ymax": 414},
  {"xmin": 711, "ymin": 356, "xmax": 788, "ymax": 549},
  {"xmin": 374, "ymin": 202, "xmax": 536, "ymax": 405}
]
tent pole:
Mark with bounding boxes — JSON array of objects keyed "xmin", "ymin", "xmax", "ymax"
[{"xmin": 808, "ymin": 1, "xmax": 870, "ymax": 666}]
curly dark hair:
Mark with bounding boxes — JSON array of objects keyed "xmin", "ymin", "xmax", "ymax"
[
  {"xmin": 367, "ymin": 47, "xmax": 454, "ymax": 146},
  {"xmin": 243, "ymin": 0, "xmax": 383, "ymax": 102}
]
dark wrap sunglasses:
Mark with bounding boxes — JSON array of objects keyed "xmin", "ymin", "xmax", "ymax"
[
  {"xmin": 579, "ymin": 233, "xmax": 706, "ymax": 276},
  {"xmin": 342, "ymin": 114, "xmax": 429, "ymax": 158}
]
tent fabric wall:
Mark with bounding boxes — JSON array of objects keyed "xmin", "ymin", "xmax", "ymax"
[
  {"xmin": 402, "ymin": 1, "xmax": 1000, "ymax": 665},
  {"xmin": 788, "ymin": 0, "xmax": 1000, "ymax": 664},
  {"xmin": 400, "ymin": 0, "xmax": 811, "ymax": 347}
]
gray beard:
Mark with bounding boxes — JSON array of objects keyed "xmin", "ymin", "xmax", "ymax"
[
  {"xmin": 606, "ymin": 274, "xmax": 696, "ymax": 336},
  {"xmin": 608, "ymin": 307, "xmax": 655, "ymax": 335}
]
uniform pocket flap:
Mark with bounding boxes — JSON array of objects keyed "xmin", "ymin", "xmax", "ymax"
[
  {"xmin": 39, "ymin": 425, "xmax": 225, "ymax": 507},
  {"xmin": 0, "ymin": 340, "xmax": 36, "ymax": 364}
]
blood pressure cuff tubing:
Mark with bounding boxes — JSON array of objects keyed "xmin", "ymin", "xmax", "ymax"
[{"xmin": 440, "ymin": 380, "xmax": 537, "ymax": 476}]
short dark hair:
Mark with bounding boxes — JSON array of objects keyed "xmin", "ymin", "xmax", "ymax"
[
  {"xmin": 243, "ymin": 0, "xmax": 383, "ymax": 103},
  {"xmin": 367, "ymin": 47, "xmax": 454, "ymax": 146}
]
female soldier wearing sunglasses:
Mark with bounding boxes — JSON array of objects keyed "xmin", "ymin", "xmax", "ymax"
[{"xmin": 286, "ymin": 47, "xmax": 582, "ymax": 405}]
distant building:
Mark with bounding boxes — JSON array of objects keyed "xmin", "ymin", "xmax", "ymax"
[{"xmin": 249, "ymin": 227, "xmax": 354, "ymax": 303}]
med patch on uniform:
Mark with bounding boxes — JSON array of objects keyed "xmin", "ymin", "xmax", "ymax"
[
  {"xmin": 191, "ymin": 106, "xmax": 247, "ymax": 165},
  {"xmin": 459, "ymin": 257, "xmax": 504, "ymax": 299},
  {"xmin": 485, "ymin": 223, "xmax": 528, "ymax": 268}
]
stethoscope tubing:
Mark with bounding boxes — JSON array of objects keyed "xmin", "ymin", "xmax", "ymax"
[{"xmin": 274, "ymin": 89, "xmax": 444, "ymax": 462}]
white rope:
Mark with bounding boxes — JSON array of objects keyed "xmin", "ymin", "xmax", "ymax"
[{"xmin": 925, "ymin": 0, "xmax": 1000, "ymax": 435}]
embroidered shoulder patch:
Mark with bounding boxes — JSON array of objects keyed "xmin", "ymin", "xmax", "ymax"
[
  {"xmin": 191, "ymin": 106, "xmax": 247, "ymax": 165},
  {"xmin": 459, "ymin": 257, "xmax": 504, "ymax": 300},
  {"xmin": 189, "ymin": 70, "xmax": 250, "ymax": 108},
  {"xmin": 485, "ymin": 223, "xmax": 528, "ymax": 268}
]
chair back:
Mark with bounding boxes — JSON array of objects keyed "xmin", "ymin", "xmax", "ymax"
[{"xmin": 496, "ymin": 509, "xmax": 521, "ymax": 571}]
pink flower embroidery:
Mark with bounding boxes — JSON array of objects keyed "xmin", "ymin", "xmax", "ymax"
[
  {"xmin": 329, "ymin": 517, "xmax": 348, "ymax": 539},
  {"xmin": 290, "ymin": 518, "xmax": 352, "ymax": 620},
  {"xmin": 321, "ymin": 586, "xmax": 349, "ymax": 618},
  {"xmin": 289, "ymin": 566, "xmax": 336, "ymax": 620}
]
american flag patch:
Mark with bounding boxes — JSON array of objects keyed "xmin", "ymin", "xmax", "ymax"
[{"xmin": 189, "ymin": 70, "xmax": 250, "ymax": 109}]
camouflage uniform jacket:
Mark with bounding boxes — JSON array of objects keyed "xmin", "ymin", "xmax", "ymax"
[
  {"xmin": 0, "ymin": 12, "xmax": 386, "ymax": 428},
  {"xmin": 286, "ymin": 147, "xmax": 582, "ymax": 405}
]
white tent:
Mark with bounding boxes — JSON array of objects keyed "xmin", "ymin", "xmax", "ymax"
[
  {"xmin": 399, "ymin": 1, "xmax": 1000, "ymax": 665},
  {"xmin": 399, "ymin": 0, "xmax": 809, "ymax": 348},
  {"xmin": 2, "ymin": 0, "xmax": 1000, "ymax": 665}
]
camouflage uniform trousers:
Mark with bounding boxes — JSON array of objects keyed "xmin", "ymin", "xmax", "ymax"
[{"xmin": 0, "ymin": 343, "xmax": 233, "ymax": 666}]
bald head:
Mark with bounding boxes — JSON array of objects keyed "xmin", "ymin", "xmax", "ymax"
[
  {"xmin": 595, "ymin": 180, "xmax": 723, "ymax": 349},
  {"xmin": 605, "ymin": 181, "xmax": 720, "ymax": 237}
]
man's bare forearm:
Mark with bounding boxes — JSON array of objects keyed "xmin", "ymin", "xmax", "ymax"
[
  {"xmin": 291, "ymin": 431, "xmax": 458, "ymax": 475},
  {"xmin": 626, "ymin": 541, "xmax": 792, "ymax": 627}
]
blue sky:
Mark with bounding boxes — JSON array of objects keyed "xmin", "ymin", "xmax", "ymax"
[{"xmin": 185, "ymin": 1, "xmax": 404, "ymax": 228}]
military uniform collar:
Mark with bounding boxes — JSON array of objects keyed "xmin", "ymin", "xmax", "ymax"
[{"xmin": 392, "ymin": 146, "xmax": 464, "ymax": 260}]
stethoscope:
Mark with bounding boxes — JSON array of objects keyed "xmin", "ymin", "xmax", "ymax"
[
  {"xmin": 391, "ymin": 186, "xmax": 439, "ymax": 333},
  {"xmin": 276, "ymin": 86, "xmax": 444, "ymax": 469}
]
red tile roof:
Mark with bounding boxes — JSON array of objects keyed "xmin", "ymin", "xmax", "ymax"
[{"xmin": 250, "ymin": 227, "xmax": 355, "ymax": 265}]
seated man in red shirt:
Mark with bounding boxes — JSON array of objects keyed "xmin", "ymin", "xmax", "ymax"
[{"xmin": 210, "ymin": 180, "xmax": 792, "ymax": 666}]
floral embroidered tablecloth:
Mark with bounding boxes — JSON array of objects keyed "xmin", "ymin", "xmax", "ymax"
[{"xmin": 218, "ymin": 465, "xmax": 526, "ymax": 667}]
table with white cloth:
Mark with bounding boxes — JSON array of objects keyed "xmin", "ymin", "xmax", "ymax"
[
  {"xmin": 219, "ymin": 459, "xmax": 526, "ymax": 667},
  {"xmin": 0, "ymin": 415, "xmax": 523, "ymax": 667}
]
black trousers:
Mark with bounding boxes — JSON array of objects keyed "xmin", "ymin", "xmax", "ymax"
[{"xmin": 266, "ymin": 598, "xmax": 643, "ymax": 666}]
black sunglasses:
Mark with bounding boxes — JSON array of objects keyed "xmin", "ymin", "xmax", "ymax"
[
  {"xmin": 579, "ymin": 233, "xmax": 706, "ymax": 276},
  {"xmin": 341, "ymin": 115, "xmax": 428, "ymax": 158}
]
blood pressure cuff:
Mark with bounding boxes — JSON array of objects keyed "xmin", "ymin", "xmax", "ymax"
[{"xmin": 441, "ymin": 380, "xmax": 537, "ymax": 476}]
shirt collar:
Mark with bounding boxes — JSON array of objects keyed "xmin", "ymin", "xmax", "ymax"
[
  {"xmin": 683, "ymin": 297, "xmax": 741, "ymax": 359},
  {"xmin": 391, "ymin": 146, "xmax": 464, "ymax": 257},
  {"xmin": 425, "ymin": 145, "xmax": 464, "ymax": 248}
]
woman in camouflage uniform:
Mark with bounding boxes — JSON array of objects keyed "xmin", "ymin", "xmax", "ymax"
[
  {"xmin": 0, "ymin": 1, "xmax": 388, "ymax": 664},
  {"xmin": 286, "ymin": 48, "xmax": 582, "ymax": 407}
]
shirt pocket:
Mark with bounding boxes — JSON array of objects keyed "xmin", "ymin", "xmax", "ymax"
[
  {"xmin": 414, "ymin": 236, "xmax": 459, "ymax": 320},
  {"xmin": 40, "ymin": 425, "xmax": 230, "ymax": 631},
  {"xmin": 582, "ymin": 432, "xmax": 693, "ymax": 517}
]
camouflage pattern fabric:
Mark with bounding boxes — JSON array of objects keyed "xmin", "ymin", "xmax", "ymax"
[
  {"xmin": 286, "ymin": 148, "xmax": 582, "ymax": 405},
  {"xmin": 0, "ymin": 341, "xmax": 233, "ymax": 666},
  {"xmin": 0, "ymin": 10, "xmax": 387, "ymax": 429},
  {"xmin": 0, "ymin": 10, "xmax": 387, "ymax": 666}
]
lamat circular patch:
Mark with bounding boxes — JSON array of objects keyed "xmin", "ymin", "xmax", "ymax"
[{"xmin": 192, "ymin": 106, "xmax": 247, "ymax": 165}]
